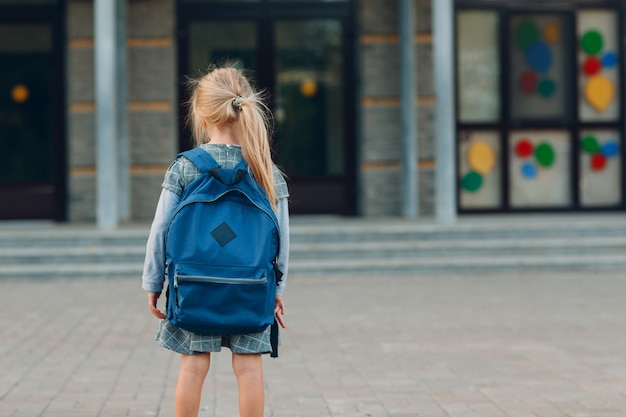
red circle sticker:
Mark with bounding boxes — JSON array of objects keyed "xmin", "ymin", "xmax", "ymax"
[
  {"xmin": 515, "ymin": 139, "xmax": 534, "ymax": 158},
  {"xmin": 583, "ymin": 57, "xmax": 602, "ymax": 76},
  {"xmin": 591, "ymin": 153, "xmax": 607, "ymax": 171},
  {"xmin": 519, "ymin": 71, "xmax": 538, "ymax": 95}
]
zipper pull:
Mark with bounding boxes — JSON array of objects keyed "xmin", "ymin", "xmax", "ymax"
[{"xmin": 173, "ymin": 274, "xmax": 179, "ymax": 308}]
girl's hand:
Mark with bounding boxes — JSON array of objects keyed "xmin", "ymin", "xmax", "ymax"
[
  {"xmin": 274, "ymin": 296, "xmax": 286, "ymax": 328},
  {"xmin": 148, "ymin": 291, "xmax": 166, "ymax": 320}
]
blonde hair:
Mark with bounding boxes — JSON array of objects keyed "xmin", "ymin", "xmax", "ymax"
[{"xmin": 186, "ymin": 64, "xmax": 278, "ymax": 209}]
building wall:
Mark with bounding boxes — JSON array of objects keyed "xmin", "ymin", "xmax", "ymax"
[
  {"xmin": 67, "ymin": 0, "xmax": 178, "ymax": 222},
  {"xmin": 358, "ymin": 0, "xmax": 435, "ymax": 216},
  {"xmin": 66, "ymin": 0, "xmax": 434, "ymax": 221}
]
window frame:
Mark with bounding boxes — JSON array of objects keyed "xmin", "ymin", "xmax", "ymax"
[{"xmin": 455, "ymin": 0, "xmax": 626, "ymax": 213}]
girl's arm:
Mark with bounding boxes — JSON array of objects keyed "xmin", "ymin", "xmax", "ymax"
[
  {"xmin": 142, "ymin": 188, "xmax": 181, "ymax": 293},
  {"xmin": 275, "ymin": 197, "xmax": 290, "ymax": 297}
]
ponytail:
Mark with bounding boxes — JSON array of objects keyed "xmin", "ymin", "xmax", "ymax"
[{"xmin": 186, "ymin": 65, "xmax": 278, "ymax": 210}]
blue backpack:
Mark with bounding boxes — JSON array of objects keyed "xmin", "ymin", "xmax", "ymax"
[{"xmin": 165, "ymin": 147, "xmax": 282, "ymax": 355}]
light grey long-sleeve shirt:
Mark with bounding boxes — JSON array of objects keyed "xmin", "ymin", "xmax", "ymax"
[{"xmin": 141, "ymin": 143, "xmax": 290, "ymax": 296}]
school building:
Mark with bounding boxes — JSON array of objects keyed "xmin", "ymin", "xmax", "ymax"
[{"xmin": 1, "ymin": 0, "xmax": 625, "ymax": 226}]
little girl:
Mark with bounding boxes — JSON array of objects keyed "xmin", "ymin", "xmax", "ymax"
[{"xmin": 141, "ymin": 64, "xmax": 289, "ymax": 417}]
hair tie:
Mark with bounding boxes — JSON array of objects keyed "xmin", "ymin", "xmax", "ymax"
[{"xmin": 232, "ymin": 96, "xmax": 244, "ymax": 111}]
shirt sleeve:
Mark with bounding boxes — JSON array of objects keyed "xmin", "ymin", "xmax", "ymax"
[
  {"xmin": 275, "ymin": 196, "xmax": 290, "ymax": 297},
  {"xmin": 161, "ymin": 157, "xmax": 186, "ymax": 197},
  {"xmin": 273, "ymin": 165, "xmax": 289, "ymax": 200},
  {"xmin": 141, "ymin": 188, "xmax": 180, "ymax": 292}
]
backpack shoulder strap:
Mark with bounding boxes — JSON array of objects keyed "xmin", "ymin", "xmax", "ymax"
[{"xmin": 178, "ymin": 147, "xmax": 219, "ymax": 173}]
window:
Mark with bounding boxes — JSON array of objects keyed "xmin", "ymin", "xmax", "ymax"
[{"xmin": 456, "ymin": 2, "xmax": 624, "ymax": 212}]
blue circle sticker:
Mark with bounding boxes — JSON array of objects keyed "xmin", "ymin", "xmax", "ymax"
[
  {"xmin": 521, "ymin": 162, "xmax": 538, "ymax": 179},
  {"xmin": 602, "ymin": 51, "xmax": 618, "ymax": 68},
  {"xmin": 526, "ymin": 41, "xmax": 553, "ymax": 74},
  {"xmin": 601, "ymin": 141, "xmax": 619, "ymax": 158}
]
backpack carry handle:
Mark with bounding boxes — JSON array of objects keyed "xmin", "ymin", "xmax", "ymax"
[{"xmin": 208, "ymin": 165, "xmax": 248, "ymax": 185}]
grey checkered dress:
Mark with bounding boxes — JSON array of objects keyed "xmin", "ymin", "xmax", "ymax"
[{"xmin": 156, "ymin": 143, "xmax": 288, "ymax": 355}]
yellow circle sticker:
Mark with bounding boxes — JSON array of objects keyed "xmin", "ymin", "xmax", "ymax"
[
  {"xmin": 468, "ymin": 141, "xmax": 495, "ymax": 175},
  {"xmin": 585, "ymin": 75, "xmax": 614, "ymax": 113}
]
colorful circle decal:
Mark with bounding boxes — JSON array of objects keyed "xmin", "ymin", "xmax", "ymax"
[
  {"xmin": 580, "ymin": 28, "xmax": 617, "ymax": 114},
  {"xmin": 461, "ymin": 139, "xmax": 497, "ymax": 193},
  {"xmin": 11, "ymin": 84, "xmax": 29, "ymax": 103},
  {"xmin": 519, "ymin": 71, "xmax": 538, "ymax": 95},
  {"xmin": 521, "ymin": 162, "xmax": 538, "ymax": 179},
  {"xmin": 601, "ymin": 141, "xmax": 619, "ymax": 158},
  {"xmin": 515, "ymin": 139, "xmax": 534, "ymax": 158},
  {"xmin": 602, "ymin": 51, "xmax": 617, "ymax": 68},
  {"xmin": 583, "ymin": 57, "xmax": 602, "ymax": 76},
  {"xmin": 543, "ymin": 22, "xmax": 560, "ymax": 44},
  {"xmin": 590, "ymin": 154, "xmax": 607, "ymax": 171},
  {"xmin": 515, "ymin": 138, "xmax": 556, "ymax": 180},
  {"xmin": 516, "ymin": 20, "xmax": 540, "ymax": 50},
  {"xmin": 300, "ymin": 79, "xmax": 318, "ymax": 97},
  {"xmin": 580, "ymin": 134, "xmax": 619, "ymax": 172},
  {"xmin": 535, "ymin": 143, "xmax": 555, "ymax": 167},
  {"xmin": 585, "ymin": 75, "xmax": 614, "ymax": 113},
  {"xmin": 581, "ymin": 135, "xmax": 601, "ymax": 153},
  {"xmin": 461, "ymin": 171, "xmax": 483, "ymax": 193},
  {"xmin": 526, "ymin": 41, "xmax": 552, "ymax": 74},
  {"xmin": 468, "ymin": 141, "xmax": 495, "ymax": 175},
  {"xmin": 537, "ymin": 79, "xmax": 556, "ymax": 98},
  {"xmin": 516, "ymin": 20, "xmax": 557, "ymax": 100},
  {"xmin": 581, "ymin": 30, "xmax": 604, "ymax": 55}
]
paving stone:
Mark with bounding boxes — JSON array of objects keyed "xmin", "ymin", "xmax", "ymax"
[{"xmin": 2, "ymin": 271, "xmax": 626, "ymax": 416}]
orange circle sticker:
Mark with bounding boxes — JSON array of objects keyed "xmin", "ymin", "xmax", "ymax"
[
  {"xmin": 11, "ymin": 84, "xmax": 29, "ymax": 103},
  {"xmin": 300, "ymin": 80, "xmax": 318, "ymax": 97}
]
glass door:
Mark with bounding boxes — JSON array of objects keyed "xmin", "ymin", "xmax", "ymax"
[
  {"xmin": 0, "ymin": 15, "xmax": 64, "ymax": 220},
  {"xmin": 178, "ymin": 2, "xmax": 355, "ymax": 214},
  {"xmin": 273, "ymin": 18, "xmax": 349, "ymax": 213}
]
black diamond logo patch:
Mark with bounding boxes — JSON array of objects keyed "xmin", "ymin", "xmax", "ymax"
[{"xmin": 211, "ymin": 222, "xmax": 237, "ymax": 247}]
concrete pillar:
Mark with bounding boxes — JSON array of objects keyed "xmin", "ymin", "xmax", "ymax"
[
  {"xmin": 399, "ymin": 0, "xmax": 418, "ymax": 218},
  {"xmin": 116, "ymin": 0, "xmax": 130, "ymax": 222},
  {"xmin": 433, "ymin": 0, "xmax": 457, "ymax": 224},
  {"xmin": 95, "ymin": 0, "xmax": 128, "ymax": 229}
]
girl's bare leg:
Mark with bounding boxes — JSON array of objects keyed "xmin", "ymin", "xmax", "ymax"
[
  {"xmin": 232, "ymin": 353, "xmax": 264, "ymax": 417},
  {"xmin": 175, "ymin": 353, "xmax": 211, "ymax": 417}
]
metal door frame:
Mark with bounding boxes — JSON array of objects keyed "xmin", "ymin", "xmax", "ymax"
[
  {"xmin": 0, "ymin": 2, "xmax": 67, "ymax": 220},
  {"xmin": 176, "ymin": 0, "xmax": 357, "ymax": 215}
]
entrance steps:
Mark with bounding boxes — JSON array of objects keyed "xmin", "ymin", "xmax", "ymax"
[{"xmin": 0, "ymin": 214, "xmax": 625, "ymax": 279}]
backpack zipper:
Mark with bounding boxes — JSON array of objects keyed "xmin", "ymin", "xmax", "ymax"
[{"xmin": 174, "ymin": 275, "xmax": 267, "ymax": 287}]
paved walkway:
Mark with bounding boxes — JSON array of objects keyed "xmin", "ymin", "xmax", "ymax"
[{"xmin": 1, "ymin": 271, "xmax": 626, "ymax": 417}]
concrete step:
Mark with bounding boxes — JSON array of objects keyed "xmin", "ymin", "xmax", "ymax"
[
  {"xmin": 2, "ymin": 253, "xmax": 624, "ymax": 279},
  {"xmin": 0, "ymin": 216, "xmax": 624, "ymax": 277},
  {"xmin": 2, "ymin": 215, "xmax": 626, "ymax": 247},
  {"xmin": 291, "ymin": 237, "xmax": 626, "ymax": 258},
  {"xmin": 1, "ymin": 237, "xmax": 624, "ymax": 264},
  {"xmin": 290, "ymin": 253, "xmax": 626, "ymax": 275}
]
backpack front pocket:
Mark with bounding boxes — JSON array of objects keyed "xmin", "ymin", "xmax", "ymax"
[{"xmin": 170, "ymin": 263, "xmax": 275, "ymax": 335}]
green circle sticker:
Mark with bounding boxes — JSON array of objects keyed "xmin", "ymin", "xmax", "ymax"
[
  {"xmin": 581, "ymin": 30, "xmax": 604, "ymax": 55},
  {"xmin": 535, "ymin": 143, "xmax": 555, "ymax": 167},
  {"xmin": 537, "ymin": 79, "xmax": 556, "ymax": 98},
  {"xmin": 581, "ymin": 135, "xmax": 601, "ymax": 154},
  {"xmin": 516, "ymin": 20, "xmax": 540, "ymax": 51},
  {"xmin": 461, "ymin": 171, "xmax": 483, "ymax": 192}
]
